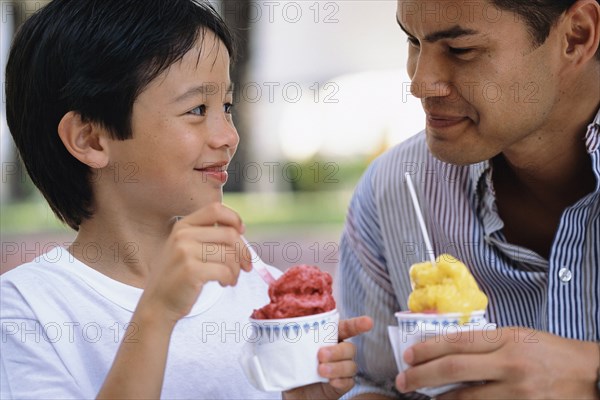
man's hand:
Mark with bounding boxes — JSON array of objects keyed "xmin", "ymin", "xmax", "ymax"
[
  {"xmin": 283, "ymin": 316, "xmax": 374, "ymax": 400},
  {"xmin": 395, "ymin": 327, "xmax": 600, "ymax": 399}
]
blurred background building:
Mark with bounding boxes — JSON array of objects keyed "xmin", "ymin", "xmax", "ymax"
[{"xmin": 1, "ymin": 1, "xmax": 424, "ymax": 278}]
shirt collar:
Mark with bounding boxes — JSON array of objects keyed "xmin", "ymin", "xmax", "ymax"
[
  {"xmin": 584, "ymin": 107, "xmax": 600, "ymax": 154},
  {"xmin": 470, "ymin": 106, "xmax": 600, "ymax": 242}
]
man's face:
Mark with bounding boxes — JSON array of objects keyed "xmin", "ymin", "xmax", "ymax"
[{"xmin": 397, "ymin": 0, "xmax": 562, "ymax": 165}]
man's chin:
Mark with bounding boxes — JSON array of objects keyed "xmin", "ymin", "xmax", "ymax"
[
  {"xmin": 425, "ymin": 133, "xmax": 490, "ymax": 166},
  {"xmin": 427, "ymin": 145, "xmax": 484, "ymax": 166}
]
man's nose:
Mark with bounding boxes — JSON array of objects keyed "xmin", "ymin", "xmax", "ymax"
[{"xmin": 409, "ymin": 51, "xmax": 453, "ymax": 99}]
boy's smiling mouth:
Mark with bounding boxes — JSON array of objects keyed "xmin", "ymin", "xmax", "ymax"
[{"xmin": 195, "ymin": 161, "xmax": 229, "ymax": 184}]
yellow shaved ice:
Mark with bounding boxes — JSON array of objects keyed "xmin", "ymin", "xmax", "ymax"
[{"xmin": 408, "ymin": 254, "xmax": 488, "ymax": 315}]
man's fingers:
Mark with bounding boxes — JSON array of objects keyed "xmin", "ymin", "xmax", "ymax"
[
  {"xmin": 437, "ymin": 381, "xmax": 502, "ymax": 400},
  {"xmin": 338, "ymin": 315, "xmax": 374, "ymax": 341},
  {"xmin": 400, "ymin": 353, "xmax": 501, "ymax": 393},
  {"xmin": 406, "ymin": 328, "xmax": 501, "ymax": 365}
]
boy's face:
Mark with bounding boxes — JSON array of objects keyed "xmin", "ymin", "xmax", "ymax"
[
  {"xmin": 397, "ymin": 0, "xmax": 563, "ymax": 165},
  {"xmin": 103, "ymin": 31, "xmax": 237, "ymax": 219}
]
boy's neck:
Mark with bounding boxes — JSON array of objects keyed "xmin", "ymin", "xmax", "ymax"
[{"xmin": 69, "ymin": 215, "xmax": 174, "ymax": 288}]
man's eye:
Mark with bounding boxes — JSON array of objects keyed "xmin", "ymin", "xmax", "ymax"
[
  {"xmin": 224, "ymin": 103, "xmax": 234, "ymax": 114},
  {"xmin": 407, "ymin": 37, "xmax": 420, "ymax": 48},
  {"xmin": 189, "ymin": 105, "xmax": 207, "ymax": 116},
  {"xmin": 449, "ymin": 47, "xmax": 474, "ymax": 55}
]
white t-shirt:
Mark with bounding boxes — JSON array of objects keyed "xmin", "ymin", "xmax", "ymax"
[{"xmin": 0, "ymin": 246, "xmax": 283, "ymax": 399}]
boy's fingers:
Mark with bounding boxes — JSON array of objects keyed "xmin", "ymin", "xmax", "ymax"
[
  {"xmin": 187, "ymin": 227, "xmax": 252, "ymax": 271},
  {"xmin": 195, "ymin": 262, "xmax": 240, "ymax": 287},
  {"xmin": 173, "ymin": 217, "xmax": 252, "ymax": 272},
  {"xmin": 338, "ymin": 316, "xmax": 374, "ymax": 341},
  {"xmin": 318, "ymin": 342, "xmax": 356, "ymax": 363},
  {"xmin": 327, "ymin": 377, "xmax": 355, "ymax": 392},
  {"xmin": 317, "ymin": 360, "xmax": 357, "ymax": 379},
  {"xmin": 194, "ymin": 243, "xmax": 251, "ymax": 275},
  {"xmin": 179, "ymin": 203, "xmax": 245, "ymax": 233}
]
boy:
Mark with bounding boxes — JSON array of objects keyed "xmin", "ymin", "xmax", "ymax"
[{"xmin": 1, "ymin": 0, "xmax": 371, "ymax": 398}]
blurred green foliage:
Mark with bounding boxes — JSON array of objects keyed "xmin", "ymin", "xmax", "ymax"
[
  {"xmin": 1, "ymin": 157, "xmax": 367, "ymax": 234},
  {"xmin": 289, "ymin": 158, "xmax": 369, "ymax": 192},
  {"xmin": 0, "ymin": 191, "xmax": 354, "ymax": 234}
]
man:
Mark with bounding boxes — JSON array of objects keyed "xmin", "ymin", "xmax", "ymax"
[{"xmin": 339, "ymin": 0, "xmax": 600, "ymax": 398}]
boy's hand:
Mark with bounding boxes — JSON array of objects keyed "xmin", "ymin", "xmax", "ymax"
[
  {"xmin": 139, "ymin": 203, "xmax": 252, "ymax": 324},
  {"xmin": 283, "ymin": 316, "xmax": 374, "ymax": 400}
]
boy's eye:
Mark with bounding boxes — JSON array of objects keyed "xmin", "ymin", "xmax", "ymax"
[
  {"xmin": 224, "ymin": 103, "xmax": 234, "ymax": 114},
  {"xmin": 189, "ymin": 105, "xmax": 207, "ymax": 116}
]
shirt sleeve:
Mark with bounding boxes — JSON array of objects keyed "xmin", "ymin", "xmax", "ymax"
[
  {"xmin": 1, "ymin": 283, "xmax": 87, "ymax": 399},
  {"xmin": 338, "ymin": 163, "xmax": 408, "ymax": 399}
]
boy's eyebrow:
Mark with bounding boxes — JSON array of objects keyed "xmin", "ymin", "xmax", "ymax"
[
  {"xmin": 396, "ymin": 15, "xmax": 480, "ymax": 42},
  {"xmin": 173, "ymin": 83, "xmax": 234, "ymax": 103}
]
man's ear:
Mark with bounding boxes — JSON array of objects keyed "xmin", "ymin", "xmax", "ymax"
[
  {"xmin": 562, "ymin": 0, "xmax": 600, "ymax": 66},
  {"xmin": 58, "ymin": 111, "xmax": 110, "ymax": 169}
]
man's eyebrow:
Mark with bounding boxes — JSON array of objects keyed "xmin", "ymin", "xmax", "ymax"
[
  {"xmin": 172, "ymin": 82, "xmax": 234, "ymax": 103},
  {"xmin": 396, "ymin": 15, "xmax": 479, "ymax": 42}
]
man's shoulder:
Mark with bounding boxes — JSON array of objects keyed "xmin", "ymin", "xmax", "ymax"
[
  {"xmin": 379, "ymin": 130, "xmax": 430, "ymax": 164},
  {"xmin": 357, "ymin": 131, "xmax": 478, "ymax": 210},
  {"xmin": 346, "ymin": 132, "xmax": 430, "ymax": 224},
  {"xmin": 366, "ymin": 131, "xmax": 438, "ymax": 179},
  {"xmin": 361, "ymin": 131, "xmax": 435, "ymax": 188}
]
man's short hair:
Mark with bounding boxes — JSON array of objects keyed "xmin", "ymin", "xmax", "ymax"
[
  {"xmin": 5, "ymin": 0, "xmax": 235, "ymax": 230},
  {"xmin": 491, "ymin": 0, "xmax": 600, "ymax": 60}
]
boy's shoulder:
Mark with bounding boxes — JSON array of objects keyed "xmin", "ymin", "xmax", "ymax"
[
  {"xmin": 1, "ymin": 247, "xmax": 83, "ymax": 316},
  {"xmin": 2, "ymin": 246, "xmax": 69, "ymax": 284}
]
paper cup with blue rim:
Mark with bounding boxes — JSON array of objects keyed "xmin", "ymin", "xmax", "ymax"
[
  {"xmin": 388, "ymin": 310, "xmax": 496, "ymax": 398},
  {"xmin": 239, "ymin": 309, "xmax": 339, "ymax": 392}
]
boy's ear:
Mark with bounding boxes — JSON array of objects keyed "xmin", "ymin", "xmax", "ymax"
[
  {"xmin": 58, "ymin": 111, "xmax": 110, "ymax": 169},
  {"xmin": 562, "ymin": 0, "xmax": 600, "ymax": 66}
]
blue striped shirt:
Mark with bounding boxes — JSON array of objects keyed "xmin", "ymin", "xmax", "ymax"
[{"xmin": 339, "ymin": 109, "xmax": 600, "ymax": 399}]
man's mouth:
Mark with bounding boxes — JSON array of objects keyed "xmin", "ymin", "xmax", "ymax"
[{"xmin": 426, "ymin": 114, "xmax": 469, "ymax": 129}]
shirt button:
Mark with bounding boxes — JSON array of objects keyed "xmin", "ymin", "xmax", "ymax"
[{"xmin": 558, "ymin": 268, "xmax": 572, "ymax": 283}]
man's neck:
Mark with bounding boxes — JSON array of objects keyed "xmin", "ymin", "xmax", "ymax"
[{"xmin": 492, "ymin": 80, "xmax": 599, "ymax": 258}]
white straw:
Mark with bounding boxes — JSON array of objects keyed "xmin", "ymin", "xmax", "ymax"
[{"xmin": 404, "ymin": 172, "xmax": 436, "ymax": 266}]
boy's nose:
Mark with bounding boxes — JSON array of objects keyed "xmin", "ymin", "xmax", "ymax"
[{"xmin": 209, "ymin": 117, "xmax": 239, "ymax": 149}]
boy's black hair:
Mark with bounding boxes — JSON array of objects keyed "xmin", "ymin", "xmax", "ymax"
[
  {"xmin": 491, "ymin": 0, "xmax": 600, "ymax": 60},
  {"xmin": 5, "ymin": 0, "xmax": 235, "ymax": 230}
]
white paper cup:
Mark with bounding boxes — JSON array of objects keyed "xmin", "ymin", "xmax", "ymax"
[
  {"xmin": 239, "ymin": 309, "xmax": 339, "ymax": 392},
  {"xmin": 389, "ymin": 310, "xmax": 495, "ymax": 397}
]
